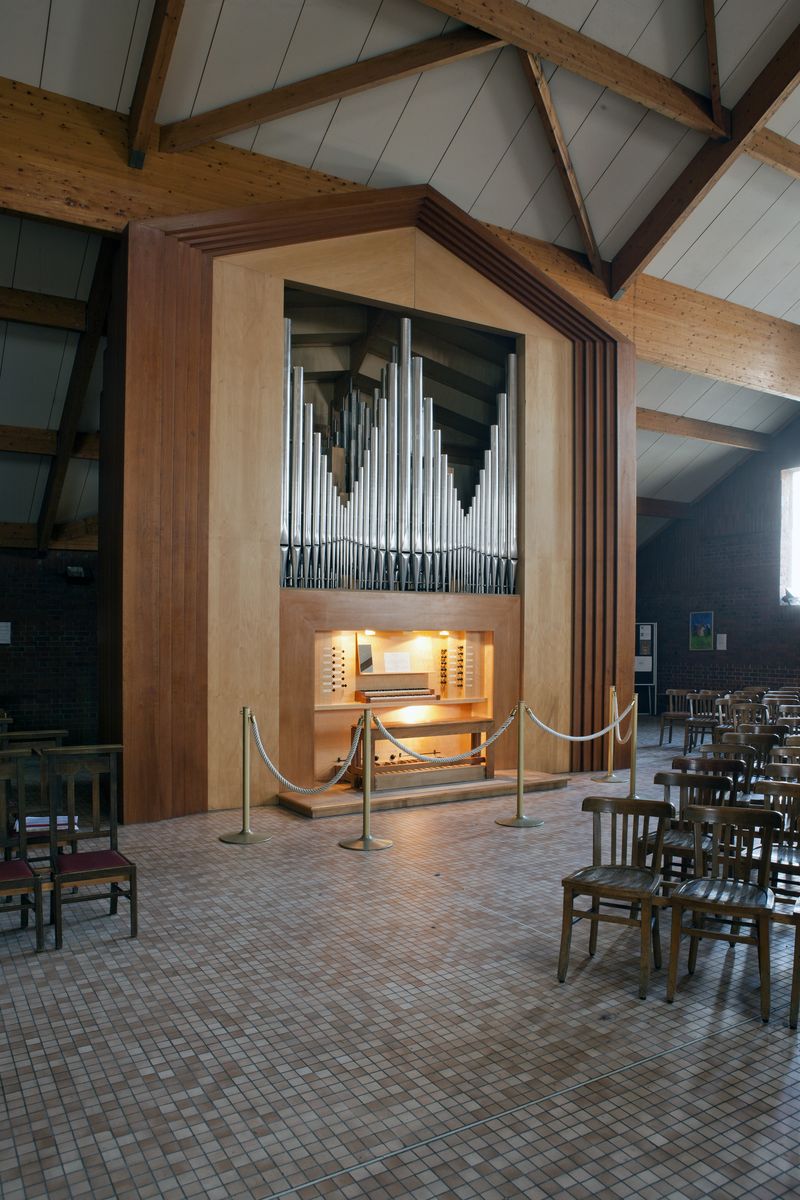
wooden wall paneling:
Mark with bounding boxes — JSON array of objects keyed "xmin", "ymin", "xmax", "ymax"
[
  {"xmin": 616, "ymin": 339, "xmax": 637, "ymax": 758},
  {"xmin": 208, "ymin": 260, "xmax": 283, "ymax": 811}
]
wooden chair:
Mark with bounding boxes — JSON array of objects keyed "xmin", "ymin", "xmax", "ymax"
[
  {"xmin": 658, "ymin": 690, "xmax": 690, "ymax": 746},
  {"xmin": 771, "ymin": 745, "xmax": 800, "ymax": 765},
  {"xmin": 790, "ymin": 900, "xmax": 800, "ymax": 1030},
  {"xmin": 666, "ymin": 805, "xmax": 781, "ymax": 1021},
  {"xmin": 670, "ymin": 756, "xmax": 747, "ymax": 802},
  {"xmin": 764, "ymin": 763, "xmax": 800, "ymax": 784},
  {"xmin": 722, "ymin": 731, "xmax": 779, "ymax": 779},
  {"xmin": 778, "ymin": 705, "xmax": 800, "ymax": 734},
  {"xmin": 42, "ymin": 746, "xmax": 136, "ymax": 950},
  {"xmin": 653, "ymin": 771, "xmax": 733, "ymax": 881},
  {"xmin": 751, "ymin": 781, "xmax": 800, "ymax": 902},
  {"xmin": 683, "ymin": 693, "xmax": 720, "ymax": 752},
  {"xmin": 699, "ymin": 742, "xmax": 758, "ymax": 796},
  {"xmin": 0, "ymin": 756, "xmax": 44, "ymax": 952},
  {"xmin": 731, "ymin": 702, "xmax": 769, "ymax": 728},
  {"xmin": 0, "ymin": 729, "xmax": 68, "ymax": 752},
  {"xmin": 739, "ymin": 722, "xmax": 789, "ymax": 745},
  {"xmin": 557, "ymin": 796, "xmax": 674, "ymax": 999}
]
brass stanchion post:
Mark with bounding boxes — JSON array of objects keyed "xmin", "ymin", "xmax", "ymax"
[
  {"xmin": 339, "ymin": 707, "xmax": 392, "ymax": 851},
  {"xmin": 592, "ymin": 684, "xmax": 621, "ymax": 782},
  {"xmin": 626, "ymin": 694, "xmax": 641, "ymax": 800},
  {"xmin": 220, "ymin": 706, "xmax": 271, "ymax": 844},
  {"xmin": 496, "ymin": 703, "xmax": 544, "ymax": 828}
]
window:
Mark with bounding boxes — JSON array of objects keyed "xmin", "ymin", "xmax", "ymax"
[{"xmin": 780, "ymin": 467, "xmax": 800, "ymax": 603}]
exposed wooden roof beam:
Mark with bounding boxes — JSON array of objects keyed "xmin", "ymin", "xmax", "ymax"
[
  {"xmin": 702, "ymin": 0, "xmax": 727, "ymax": 134},
  {"xmin": 0, "ymin": 425, "xmax": 99, "ymax": 459},
  {"xmin": 0, "ymin": 285, "xmax": 85, "ymax": 332},
  {"xmin": 36, "ymin": 240, "xmax": 114, "ymax": 551},
  {"xmin": 419, "ymin": 0, "xmax": 725, "ymax": 136},
  {"xmin": 0, "ymin": 516, "xmax": 98, "ymax": 550},
  {"xmin": 637, "ymin": 497, "xmax": 693, "ymax": 519},
  {"xmin": 746, "ymin": 128, "xmax": 800, "ymax": 181},
  {"xmin": 636, "ymin": 408, "xmax": 771, "ymax": 452},
  {"xmin": 160, "ymin": 27, "xmax": 501, "ymax": 153},
  {"xmin": 129, "ymin": 0, "xmax": 186, "ymax": 167},
  {"xmin": 518, "ymin": 50, "xmax": 606, "ymax": 286},
  {"xmin": 611, "ymin": 22, "xmax": 800, "ymax": 296},
  {"xmin": 1, "ymin": 79, "xmax": 797, "ymax": 398}
]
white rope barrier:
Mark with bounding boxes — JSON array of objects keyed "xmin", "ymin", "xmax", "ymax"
[
  {"xmin": 250, "ymin": 713, "xmax": 364, "ymax": 794},
  {"xmin": 372, "ymin": 707, "xmax": 518, "ymax": 764},
  {"xmin": 523, "ymin": 700, "xmax": 635, "ymax": 743},
  {"xmin": 613, "ymin": 692, "xmax": 634, "ymax": 745}
]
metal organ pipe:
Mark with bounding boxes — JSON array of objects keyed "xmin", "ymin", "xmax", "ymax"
[{"xmin": 281, "ymin": 318, "xmax": 519, "ymax": 593}]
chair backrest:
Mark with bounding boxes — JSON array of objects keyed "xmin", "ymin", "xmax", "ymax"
[
  {"xmin": 722, "ymin": 731, "xmax": 778, "ymax": 769},
  {"xmin": 750, "ymin": 782, "xmax": 800, "ymax": 851},
  {"xmin": 684, "ymin": 805, "xmax": 780, "ymax": 887},
  {"xmin": 764, "ymin": 763, "xmax": 800, "ymax": 783},
  {"xmin": 701, "ymin": 741, "xmax": 757, "ymax": 765},
  {"xmin": 654, "ymin": 771, "xmax": 733, "ymax": 824},
  {"xmin": 787, "ymin": 735, "xmax": 800, "ymax": 747},
  {"xmin": 582, "ymin": 795, "xmax": 674, "ymax": 871},
  {"xmin": 688, "ymin": 693, "xmax": 717, "ymax": 717},
  {"xmin": 41, "ymin": 746, "xmax": 123, "ymax": 858},
  {"xmin": 665, "ymin": 689, "xmax": 690, "ymax": 714},
  {"xmin": 2, "ymin": 728, "xmax": 68, "ymax": 752},
  {"xmin": 731, "ymin": 702, "xmax": 769, "ymax": 727},
  {"xmin": 770, "ymin": 745, "xmax": 800, "ymax": 765},
  {"xmin": 670, "ymin": 756, "xmax": 746, "ymax": 795},
  {"xmin": 0, "ymin": 756, "xmax": 29, "ymax": 860}
]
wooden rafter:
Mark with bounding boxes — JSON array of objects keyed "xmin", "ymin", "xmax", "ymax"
[
  {"xmin": 702, "ymin": 0, "xmax": 726, "ymax": 133},
  {"xmin": 129, "ymin": 0, "xmax": 186, "ymax": 167},
  {"xmin": 36, "ymin": 240, "xmax": 115, "ymax": 552},
  {"xmin": 637, "ymin": 497, "xmax": 693, "ymax": 519},
  {"xmin": 746, "ymin": 128, "xmax": 800, "ymax": 181},
  {"xmin": 636, "ymin": 409, "xmax": 771, "ymax": 452},
  {"xmin": 611, "ymin": 22, "xmax": 800, "ymax": 296},
  {"xmin": 0, "ymin": 425, "xmax": 99, "ymax": 458},
  {"xmin": 518, "ymin": 50, "xmax": 606, "ymax": 285},
  {"xmin": 419, "ymin": 0, "xmax": 725, "ymax": 136},
  {"xmin": 0, "ymin": 285, "xmax": 85, "ymax": 332},
  {"xmin": 0, "ymin": 516, "xmax": 98, "ymax": 550},
  {"xmin": 160, "ymin": 27, "xmax": 501, "ymax": 153}
]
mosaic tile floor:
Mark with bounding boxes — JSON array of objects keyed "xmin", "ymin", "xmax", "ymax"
[{"xmin": 1, "ymin": 719, "xmax": 799, "ymax": 1198}]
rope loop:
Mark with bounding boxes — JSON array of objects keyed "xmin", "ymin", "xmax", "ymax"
[
  {"xmin": 613, "ymin": 692, "xmax": 634, "ymax": 745},
  {"xmin": 372, "ymin": 706, "xmax": 518, "ymax": 764},
  {"xmin": 250, "ymin": 713, "xmax": 364, "ymax": 794},
  {"xmin": 523, "ymin": 699, "xmax": 635, "ymax": 743}
]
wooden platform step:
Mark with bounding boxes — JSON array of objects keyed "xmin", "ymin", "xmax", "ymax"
[{"xmin": 278, "ymin": 769, "xmax": 569, "ymax": 819}]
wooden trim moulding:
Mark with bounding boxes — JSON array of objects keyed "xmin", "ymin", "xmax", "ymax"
[{"xmin": 110, "ymin": 183, "xmax": 634, "ymax": 817}]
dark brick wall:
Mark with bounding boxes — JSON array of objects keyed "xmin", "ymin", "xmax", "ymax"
[
  {"xmin": 0, "ymin": 550, "xmax": 98, "ymax": 743},
  {"xmin": 637, "ymin": 418, "xmax": 800, "ymax": 700}
]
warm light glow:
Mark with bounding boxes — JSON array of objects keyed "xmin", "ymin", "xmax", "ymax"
[
  {"xmin": 363, "ymin": 629, "xmax": 375, "ymax": 636},
  {"xmin": 394, "ymin": 704, "xmax": 439, "ymax": 724},
  {"xmin": 439, "ymin": 631, "xmax": 450, "ymax": 637}
]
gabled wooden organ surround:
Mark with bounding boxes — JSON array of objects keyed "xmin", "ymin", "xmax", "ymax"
[{"xmin": 101, "ymin": 186, "xmax": 635, "ymax": 823}]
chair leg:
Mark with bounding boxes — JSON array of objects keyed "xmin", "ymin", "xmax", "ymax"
[
  {"xmin": 53, "ymin": 879, "xmax": 63, "ymax": 951},
  {"xmin": 557, "ymin": 887, "xmax": 574, "ymax": 983},
  {"xmin": 652, "ymin": 906, "xmax": 662, "ymax": 971},
  {"xmin": 20, "ymin": 893, "xmax": 29, "ymax": 929},
  {"xmin": 110, "ymin": 882, "xmax": 119, "ymax": 916},
  {"xmin": 688, "ymin": 913, "xmax": 702, "ymax": 974},
  {"xmin": 757, "ymin": 916, "xmax": 771, "ymax": 1023},
  {"xmin": 639, "ymin": 899, "xmax": 652, "ymax": 999},
  {"xmin": 588, "ymin": 897, "xmax": 600, "ymax": 956},
  {"xmin": 666, "ymin": 903, "xmax": 683, "ymax": 1002},
  {"xmin": 129, "ymin": 866, "xmax": 137, "ymax": 939},
  {"xmin": 790, "ymin": 921, "xmax": 800, "ymax": 1030},
  {"xmin": 33, "ymin": 877, "xmax": 44, "ymax": 953}
]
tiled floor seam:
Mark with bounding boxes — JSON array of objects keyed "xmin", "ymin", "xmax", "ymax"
[{"xmin": 264, "ymin": 1012, "xmax": 763, "ymax": 1199}]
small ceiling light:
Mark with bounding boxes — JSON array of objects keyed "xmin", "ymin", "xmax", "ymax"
[
  {"xmin": 363, "ymin": 629, "xmax": 376, "ymax": 636},
  {"xmin": 439, "ymin": 630, "xmax": 450, "ymax": 636}
]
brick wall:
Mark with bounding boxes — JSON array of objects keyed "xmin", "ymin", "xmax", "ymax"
[
  {"xmin": 0, "ymin": 550, "xmax": 98, "ymax": 743},
  {"xmin": 637, "ymin": 418, "xmax": 800, "ymax": 702}
]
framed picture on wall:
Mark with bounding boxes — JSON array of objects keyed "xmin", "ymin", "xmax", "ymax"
[{"xmin": 689, "ymin": 611, "xmax": 714, "ymax": 651}]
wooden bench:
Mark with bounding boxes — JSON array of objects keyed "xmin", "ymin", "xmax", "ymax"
[{"xmin": 350, "ymin": 716, "xmax": 495, "ymax": 791}]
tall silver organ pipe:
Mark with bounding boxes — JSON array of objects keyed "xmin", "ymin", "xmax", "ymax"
[{"xmin": 280, "ymin": 319, "xmax": 519, "ymax": 593}]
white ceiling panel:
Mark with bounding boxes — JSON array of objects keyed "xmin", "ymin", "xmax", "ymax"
[
  {"xmin": 429, "ymin": 46, "xmax": 535, "ymax": 212},
  {"xmin": 716, "ymin": 0, "xmax": 799, "ymax": 107},
  {"xmin": 312, "ymin": 77, "xmax": 429, "ymax": 183},
  {"xmin": 116, "ymin": 0, "xmax": 156, "ymax": 114},
  {"xmin": 469, "ymin": 111, "xmax": 558, "ymax": 228},
  {"xmin": 355, "ymin": 52, "xmax": 498, "ymax": 187},
  {"xmin": 0, "ymin": 455, "xmax": 44, "ymax": 523},
  {"xmin": 513, "ymin": 168, "xmax": 582, "ymax": 251},
  {"xmin": 12, "ymin": 221, "xmax": 95, "ymax": 298},
  {"xmin": 158, "ymin": 0, "xmax": 225, "ymax": 123},
  {"xmin": 656, "ymin": 442, "xmax": 747, "ymax": 502},
  {"xmin": 250, "ymin": 104, "xmax": 340, "ymax": 169},
  {"xmin": 41, "ymin": 0, "xmax": 142, "ymax": 110},
  {"xmin": 0, "ymin": 0, "xmax": 49, "ymax": 86},
  {"xmin": 725, "ymin": 219, "xmax": 800, "ymax": 311},
  {"xmin": 57, "ymin": 460, "xmax": 98, "ymax": 524},
  {"xmin": 0, "ymin": 326, "xmax": 75, "ymax": 429},
  {"xmin": 695, "ymin": 176, "xmax": 800, "ymax": 301},
  {"xmin": 755, "ymin": 260, "xmax": 800, "ymax": 319}
]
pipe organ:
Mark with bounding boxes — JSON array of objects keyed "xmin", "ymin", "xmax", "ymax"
[{"xmin": 280, "ymin": 316, "xmax": 518, "ymax": 593}]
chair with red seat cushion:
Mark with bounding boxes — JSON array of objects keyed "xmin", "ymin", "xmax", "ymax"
[
  {"xmin": 42, "ymin": 745, "xmax": 136, "ymax": 950},
  {"xmin": 0, "ymin": 756, "xmax": 44, "ymax": 952}
]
